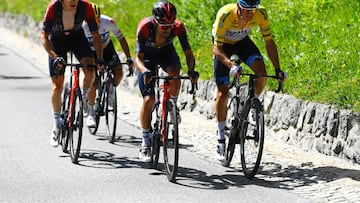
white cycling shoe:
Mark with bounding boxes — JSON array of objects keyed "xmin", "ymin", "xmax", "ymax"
[{"xmin": 86, "ymin": 116, "xmax": 96, "ymax": 128}]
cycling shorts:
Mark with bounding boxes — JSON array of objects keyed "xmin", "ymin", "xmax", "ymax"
[
  {"xmin": 92, "ymin": 40, "xmax": 121, "ymax": 69},
  {"xmin": 48, "ymin": 31, "xmax": 93, "ymax": 77},
  {"xmin": 137, "ymin": 51, "xmax": 181, "ymax": 97},
  {"xmin": 213, "ymin": 36, "xmax": 263, "ymax": 85}
]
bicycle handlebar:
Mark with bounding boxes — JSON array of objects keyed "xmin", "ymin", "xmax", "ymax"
[
  {"xmin": 229, "ymin": 73, "xmax": 284, "ymax": 93},
  {"xmin": 151, "ymin": 75, "xmax": 198, "ymax": 94}
]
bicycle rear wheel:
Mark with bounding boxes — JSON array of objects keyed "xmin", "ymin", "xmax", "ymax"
[
  {"xmin": 60, "ymin": 82, "xmax": 70, "ymax": 153},
  {"xmin": 151, "ymin": 130, "xmax": 161, "ymax": 169},
  {"xmin": 88, "ymin": 95, "xmax": 103, "ymax": 135},
  {"xmin": 223, "ymin": 97, "xmax": 241, "ymax": 167},
  {"xmin": 105, "ymin": 82, "xmax": 117, "ymax": 143},
  {"xmin": 69, "ymin": 88, "xmax": 83, "ymax": 164},
  {"xmin": 240, "ymin": 98, "xmax": 264, "ymax": 178},
  {"xmin": 163, "ymin": 99, "xmax": 179, "ymax": 182}
]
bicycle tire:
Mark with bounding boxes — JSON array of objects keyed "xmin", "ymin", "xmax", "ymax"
[
  {"xmin": 151, "ymin": 130, "xmax": 161, "ymax": 169},
  {"xmin": 240, "ymin": 98, "xmax": 264, "ymax": 178},
  {"xmin": 163, "ymin": 99, "xmax": 179, "ymax": 182},
  {"xmin": 88, "ymin": 95, "xmax": 102, "ymax": 135},
  {"xmin": 69, "ymin": 88, "xmax": 83, "ymax": 164},
  {"xmin": 60, "ymin": 82, "xmax": 70, "ymax": 153},
  {"xmin": 223, "ymin": 97, "xmax": 240, "ymax": 167},
  {"xmin": 105, "ymin": 81, "xmax": 117, "ymax": 143},
  {"xmin": 150, "ymin": 104, "xmax": 161, "ymax": 169}
]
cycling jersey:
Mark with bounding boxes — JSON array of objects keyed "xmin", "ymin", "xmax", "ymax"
[
  {"xmin": 42, "ymin": 0, "xmax": 98, "ymax": 36},
  {"xmin": 212, "ymin": 3, "xmax": 272, "ymax": 46},
  {"xmin": 82, "ymin": 15, "xmax": 124, "ymax": 51},
  {"xmin": 135, "ymin": 16, "xmax": 191, "ymax": 59}
]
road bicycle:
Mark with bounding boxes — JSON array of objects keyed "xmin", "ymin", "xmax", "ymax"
[
  {"xmin": 222, "ymin": 56, "xmax": 284, "ymax": 179},
  {"xmin": 57, "ymin": 54, "xmax": 96, "ymax": 164},
  {"xmin": 149, "ymin": 68, "xmax": 197, "ymax": 182},
  {"xmin": 87, "ymin": 61, "xmax": 127, "ymax": 143}
]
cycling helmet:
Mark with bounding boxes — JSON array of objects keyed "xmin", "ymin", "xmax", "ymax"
[
  {"xmin": 91, "ymin": 3, "xmax": 101, "ymax": 19},
  {"xmin": 152, "ymin": 1, "xmax": 177, "ymax": 24},
  {"xmin": 237, "ymin": 0, "xmax": 260, "ymax": 8}
]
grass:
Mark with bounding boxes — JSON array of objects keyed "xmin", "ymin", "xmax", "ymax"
[{"xmin": 1, "ymin": 0, "xmax": 359, "ymax": 111}]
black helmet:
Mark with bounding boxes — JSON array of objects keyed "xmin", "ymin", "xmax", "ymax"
[
  {"xmin": 152, "ymin": 1, "xmax": 177, "ymax": 24},
  {"xmin": 237, "ymin": 0, "xmax": 260, "ymax": 8}
]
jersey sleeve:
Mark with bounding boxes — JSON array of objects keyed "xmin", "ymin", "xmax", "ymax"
[
  {"xmin": 135, "ymin": 18, "xmax": 150, "ymax": 54},
  {"xmin": 103, "ymin": 15, "xmax": 124, "ymax": 40},
  {"xmin": 41, "ymin": 1, "xmax": 56, "ymax": 33},
  {"xmin": 174, "ymin": 21, "xmax": 191, "ymax": 51},
  {"xmin": 84, "ymin": 2, "xmax": 98, "ymax": 32},
  {"xmin": 256, "ymin": 7, "xmax": 272, "ymax": 40},
  {"xmin": 212, "ymin": 5, "xmax": 231, "ymax": 47}
]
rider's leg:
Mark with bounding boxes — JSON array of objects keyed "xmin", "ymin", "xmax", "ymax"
[
  {"xmin": 166, "ymin": 65, "xmax": 181, "ymax": 99},
  {"xmin": 215, "ymin": 84, "xmax": 229, "ymax": 141},
  {"xmin": 249, "ymin": 60, "xmax": 267, "ymax": 96},
  {"xmin": 51, "ymin": 75, "xmax": 65, "ymax": 129},
  {"xmin": 81, "ymin": 56, "xmax": 96, "ymax": 105},
  {"xmin": 113, "ymin": 66, "xmax": 123, "ymax": 86}
]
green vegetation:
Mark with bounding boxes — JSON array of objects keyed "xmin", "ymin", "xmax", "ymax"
[{"xmin": 1, "ymin": 0, "xmax": 359, "ymax": 111}]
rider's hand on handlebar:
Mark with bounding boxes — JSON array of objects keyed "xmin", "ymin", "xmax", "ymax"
[
  {"xmin": 187, "ymin": 70, "xmax": 199, "ymax": 82},
  {"xmin": 95, "ymin": 58, "xmax": 105, "ymax": 71},
  {"xmin": 52, "ymin": 57, "xmax": 65, "ymax": 70},
  {"xmin": 275, "ymin": 68, "xmax": 287, "ymax": 82},
  {"xmin": 126, "ymin": 58, "xmax": 134, "ymax": 77},
  {"xmin": 142, "ymin": 70, "xmax": 152, "ymax": 85},
  {"xmin": 230, "ymin": 65, "xmax": 242, "ymax": 78}
]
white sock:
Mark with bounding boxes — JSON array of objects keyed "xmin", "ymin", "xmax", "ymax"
[
  {"xmin": 53, "ymin": 112, "xmax": 61, "ymax": 130},
  {"xmin": 82, "ymin": 87, "xmax": 89, "ymax": 99},
  {"xmin": 88, "ymin": 104, "xmax": 95, "ymax": 116},
  {"xmin": 142, "ymin": 128, "xmax": 150, "ymax": 147}
]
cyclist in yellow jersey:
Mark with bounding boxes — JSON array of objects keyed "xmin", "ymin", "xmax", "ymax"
[{"xmin": 212, "ymin": 0, "xmax": 285, "ymax": 161}]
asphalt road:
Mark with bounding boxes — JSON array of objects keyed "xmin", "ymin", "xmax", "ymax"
[{"xmin": 0, "ymin": 28, "xmax": 313, "ymax": 202}]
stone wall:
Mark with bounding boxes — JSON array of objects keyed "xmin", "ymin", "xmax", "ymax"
[{"xmin": 1, "ymin": 12, "xmax": 358, "ymax": 164}]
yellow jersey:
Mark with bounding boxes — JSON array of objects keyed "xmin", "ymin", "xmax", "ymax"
[{"xmin": 212, "ymin": 3, "xmax": 272, "ymax": 46}]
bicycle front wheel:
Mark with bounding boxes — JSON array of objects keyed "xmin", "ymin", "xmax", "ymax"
[
  {"xmin": 163, "ymin": 99, "xmax": 179, "ymax": 182},
  {"xmin": 240, "ymin": 98, "xmax": 264, "ymax": 178},
  {"xmin": 69, "ymin": 88, "xmax": 83, "ymax": 164},
  {"xmin": 105, "ymin": 82, "xmax": 117, "ymax": 143}
]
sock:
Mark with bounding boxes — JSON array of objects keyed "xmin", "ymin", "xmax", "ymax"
[
  {"xmin": 88, "ymin": 104, "xmax": 95, "ymax": 116},
  {"xmin": 217, "ymin": 121, "xmax": 226, "ymax": 141},
  {"xmin": 82, "ymin": 87, "xmax": 89, "ymax": 100},
  {"xmin": 53, "ymin": 112, "xmax": 61, "ymax": 130},
  {"xmin": 171, "ymin": 95, "xmax": 178, "ymax": 104},
  {"xmin": 142, "ymin": 128, "xmax": 150, "ymax": 147}
]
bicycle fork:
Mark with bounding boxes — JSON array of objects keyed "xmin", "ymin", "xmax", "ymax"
[{"xmin": 67, "ymin": 68, "xmax": 80, "ymax": 129}]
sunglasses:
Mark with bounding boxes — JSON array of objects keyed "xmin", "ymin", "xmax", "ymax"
[
  {"xmin": 155, "ymin": 19, "xmax": 174, "ymax": 30},
  {"xmin": 238, "ymin": 4, "xmax": 256, "ymax": 14}
]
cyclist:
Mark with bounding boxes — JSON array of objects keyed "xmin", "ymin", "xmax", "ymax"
[
  {"xmin": 40, "ymin": 0, "xmax": 104, "ymax": 147},
  {"xmin": 82, "ymin": 3, "xmax": 134, "ymax": 122},
  {"xmin": 212, "ymin": 0, "xmax": 285, "ymax": 161},
  {"xmin": 134, "ymin": 0, "xmax": 199, "ymax": 162}
]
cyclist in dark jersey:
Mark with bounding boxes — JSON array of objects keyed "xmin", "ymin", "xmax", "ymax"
[
  {"xmin": 40, "ymin": 0, "xmax": 104, "ymax": 147},
  {"xmin": 134, "ymin": 0, "xmax": 199, "ymax": 162}
]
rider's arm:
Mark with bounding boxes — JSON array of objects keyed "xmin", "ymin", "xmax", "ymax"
[
  {"xmin": 184, "ymin": 49, "xmax": 195, "ymax": 72},
  {"xmin": 119, "ymin": 37, "xmax": 132, "ymax": 60},
  {"xmin": 134, "ymin": 52, "xmax": 148, "ymax": 73},
  {"xmin": 265, "ymin": 38, "xmax": 280, "ymax": 70},
  {"xmin": 92, "ymin": 31, "xmax": 103, "ymax": 60},
  {"xmin": 213, "ymin": 45, "xmax": 233, "ymax": 69},
  {"xmin": 40, "ymin": 31, "xmax": 57, "ymax": 60}
]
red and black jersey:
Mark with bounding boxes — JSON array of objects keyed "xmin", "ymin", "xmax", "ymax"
[
  {"xmin": 135, "ymin": 17, "xmax": 191, "ymax": 58},
  {"xmin": 41, "ymin": 0, "xmax": 98, "ymax": 35}
]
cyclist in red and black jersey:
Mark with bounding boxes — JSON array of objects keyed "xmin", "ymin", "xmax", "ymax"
[
  {"xmin": 134, "ymin": 0, "xmax": 199, "ymax": 162},
  {"xmin": 40, "ymin": 0, "xmax": 104, "ymax": 147}
]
